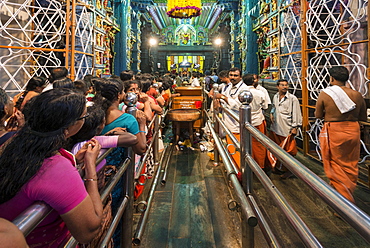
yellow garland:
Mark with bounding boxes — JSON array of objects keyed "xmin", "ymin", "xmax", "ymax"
[{"xmin": 167, "ymin": 0, "xmax": 201, "ymax": 19}]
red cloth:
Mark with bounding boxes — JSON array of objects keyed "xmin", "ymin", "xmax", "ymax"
[
  {"xmin": 319, "ymin": 121, "xmax": 360, "ymax": 203},
  {"xmin": 134, "ymin": 165, "xmax": 146, "ymax": 200}
]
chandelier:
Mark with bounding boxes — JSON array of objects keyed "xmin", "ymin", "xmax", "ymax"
[{"xmin": 167, "ymin": 0, "xmax": 201, "ymax": 19}]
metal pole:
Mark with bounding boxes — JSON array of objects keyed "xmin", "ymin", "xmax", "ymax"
[
  {"xmin": 212, "ymin": 83, "xmax": 220, "ymax": 166},
  {"xmin": 121, "ymin": 93, "xmax": 137, "ymax": 247},
  {"xmin": 245, "ymin": 153, "xmax": 321, "ymax": 247},
  {"xmin": 161, "ymin": 143, "xmax": 175, "ymax": 185},
  {"xmin": 245, "ymin": 122, "xmax": 370, "ymax": 242},
  {"xmin": 12, "ymin": 203, "xmax": 52, "ymax": 237},
  {"xmin": 70, "ymin": 0, "xmax": 76, "ymax": 80},
  {"xmin": 133, "ymin": 145, "xmax": 169, "ymax": 245},
  {"xmin": 239, "ymin": 90, "xmax": 254, "ymax": 248},
  {"xmin": 100, "ymin": 197, "xmax": 129, "ymax": 248},
  {"xmin": 206, "ymin": 121, "xmax": 257, "ymax": 227}
]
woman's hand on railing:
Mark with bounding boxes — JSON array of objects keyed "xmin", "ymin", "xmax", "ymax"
[
  {"xmin": 74, "ymin": 139, "xmax": 101, "ymax": 165},
  {"xmin": 136, "ymin": 110, "xmax": 148, "ymax": 124},
  {"xmin": 105, "ymin": 128, "xmax": 138, "ymax": 147},
  {"xmin": 138, "ymin": 92, "xmax": 149, "ymax": 103},
  {"xmin": 104, "ymin": 127, "xmax": 127, "ymax": 135},
  {"xmin": 84, "ymin": 139, "xmax": 101, "ymax": 175},
  {"xmin": 61, "ymin": 138, "xmax": 103, "ymax": 244}
]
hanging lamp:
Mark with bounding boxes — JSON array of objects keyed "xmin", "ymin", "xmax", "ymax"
[{"xmin": 167, "ymin": 0, "xmax": 201, "ymax": 19}]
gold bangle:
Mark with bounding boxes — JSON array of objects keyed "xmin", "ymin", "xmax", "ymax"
[{"xmin": 84, "ymin": 178, "xmax": 98, "ymax": 182}]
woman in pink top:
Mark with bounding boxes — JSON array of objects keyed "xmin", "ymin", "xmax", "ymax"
[{"xmin": 0, "ymin": 88, "xmax": 103, "ymax": 247}]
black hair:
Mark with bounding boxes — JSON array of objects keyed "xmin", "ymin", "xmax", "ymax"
[
  {"xmin": 161, "ymin": 77, "xmax": 172, "ymax": 91},
  {"xmin": 53, "ymin": 77, "xmax": 75, "ymax": 89},
  {"xmin": 0, "ymin": 88, "xmax": 86, "ymax": 204},
  {"xmin": 73, "ymin": 80, "xmax": 88, "ymax": 95},
  {"xmin": 328, "ymin": 66, "xmax": 349, "ymax": 83},
  {"xmin": 242, "ymin": 74, "xmax": 255, "ymax": 86},
  {"xmin": 49, "ymin": 67, "xmax": 68, "ymax": 83},
  {"xmin": 83, "ymin": 74, "xmax": 93, "ymax": 89},
  {"xmin": 15, "ymin": 77, "xmax": 46, "ymax": 110},
  {"xmin": 141, "ymin": 81, "xmax": 151, "ymax": 93},
  {"xmin": 276, "ymin": 79, "xmax": 288, "ymax": 86},
  {"xmin": 229, "ymin": 67, "xmax": 241, "ymax": 75},
  {"xmin": 124, "ymin": 80, "xmax": 142, "ymax": 93},
  {"xmin": 93, "ymin": 78, "xmax": 122, "ymax": 112},
  {"xmin": 120, "ymin": 70, "xmax": 134, "ymax": 82},
  {"xmin": 69, "ymin": 105, "xmax": 105, "ymax": 145},
  {"xmin": 218, "ymin": 70, "xmax": 229, "ymax": 78},
  {"xmin": 0, "ymin": 88, "xmax": 10, "ymax": 120}
]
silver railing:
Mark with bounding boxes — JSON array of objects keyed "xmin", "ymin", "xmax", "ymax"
[
  {"xmin": 209, "ymin": 85, "xmax": 370, "ymax": 247},
  {"xmin": 12, "ymin": 92, "xmax": 171, "ymax": 248}
]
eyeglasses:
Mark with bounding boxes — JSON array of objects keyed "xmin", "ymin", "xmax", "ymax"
[{"xmin": 77, "ymin": 112, "xmax": 90, "ymax": 121}]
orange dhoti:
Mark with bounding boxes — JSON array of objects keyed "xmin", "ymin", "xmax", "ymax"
[
  {"xmin": 252, "ymin": 121, "xmax": 267, "ymax": 168},
  {"xmin": 319, "ymin": 121, "xmax": 360, "ymax": 203},
  {"xmin": 226, "ymin": 133, "xmax": 240, "ymax": 168},
  {"xmin": 226, "ymin": 121, "xmax": 267, "ymax": 169},
  {"xmin": 268, "ymin": 132, "xmax": 298, "ymax": 169}
]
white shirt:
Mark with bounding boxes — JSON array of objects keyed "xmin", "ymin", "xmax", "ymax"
[
  {"xmin": 244, "ymin": 85, "xmax": 268, "ymax": 127},
  {"xmin": 255, "ymin": 84, "xmax": 271, "ymax": 105},
  {"xmin": 221, "ymin": 80, "xmax": 249, "ymax": 133},
  {"xmin": 270, "ymin": 92, "xmax": 302, "ymax": 137},
  {"xmin": 190, "ymin": 78, "xmax": 200, "ymax": 87},
  {"xmin": 42, "ymin": 84, "xmax": 53, "ymax": 92}
]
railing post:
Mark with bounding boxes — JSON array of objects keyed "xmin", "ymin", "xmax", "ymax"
[
  {"xmin": 212, "ymin": 83, "xmax": 220, "ymax": 166},
  {"xmin": 239, "ymin": 90, "xmax": 254, "ymax": 248},
  {"xmin": 121, "ymin": 92, "xmax": 137, "ymax": 247}
]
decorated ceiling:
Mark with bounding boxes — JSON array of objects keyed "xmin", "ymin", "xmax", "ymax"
[{"xmin": 131, "ymin": 1, "xmax": 237, "ymax": 47}]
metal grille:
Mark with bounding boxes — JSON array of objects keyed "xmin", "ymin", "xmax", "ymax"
[{"xmin": 0, "ymin": 0, "xmax": 66, "ymax": 95}]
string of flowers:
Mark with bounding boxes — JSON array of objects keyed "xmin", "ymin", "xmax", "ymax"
[{"xmin": 167, "ymin": 0, "xmax": 201, "ymax": 19}]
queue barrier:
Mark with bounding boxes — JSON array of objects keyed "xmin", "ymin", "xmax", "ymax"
[
  {"xmin": 12, "ymin": 94, "xmax": 168, "ymax": 248},
  {"xmin": 208, "ymin": 84, "xmax": 370, "ymax": 247}
]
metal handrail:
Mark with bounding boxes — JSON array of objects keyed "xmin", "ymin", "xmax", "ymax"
[
  {"xmin": 12, "ymin": 148, "xmax": 114, "ymax": 237},
  {"xmin": 245, "ymin": 152, "xmax": 321, "ymax": 247},
  {"xmin": 206, "ymin": 121, "xmax": 257, "ymax": 227},
  {"xmin": 244, "ymin": 122, "xmax": 370, "ymax": 242},
  {"xmin": 214, "ymin": 90, "xmax": 370, "ymax": 245},
  {"xmin": 134, "ymin": 130, "xmax": 159, "ymax": 180},
  {"xmin": 133, "ymin": 144, "xmax": 170, "ymax": 245},
  {"xmin": 12, "ymin": 202, "xmax": 53, "ymax": 237},
  {"xmin": 214, "ymin": 114, "xmax": 240, "ymax": 151},
  {"xmin": 12, "ymin": 93, "xmax": 167, "ymax": 248},
  {"xmin": 63, "ymin": 153, "xmax": 132, "ymax": 248},
  {"xmin": 222, "ymin": 105, "xmax": 239, "ymax": 122}
]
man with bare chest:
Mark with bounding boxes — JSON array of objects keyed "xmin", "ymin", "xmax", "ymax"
[{"xmin": 315, "ymin": 66, "xmax": 366, "ymax": 203}]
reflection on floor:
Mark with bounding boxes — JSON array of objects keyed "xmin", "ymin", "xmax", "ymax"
[{"xmin": 133, "ymin": 148, "xmax": 370, "ymax": 247}]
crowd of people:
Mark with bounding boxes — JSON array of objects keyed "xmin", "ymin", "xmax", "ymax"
[
  {"xmin": 209, "ymin": 67, "xmax": 302, "ymax": 179},
  {"xmin": 0, "ymin": 65, "xmax": 365, "ymax": 247},
  {"xmin": 0, "ymin": 68, "xmax": 180, "ymax": 247},
  {"xmin": 209, "ymin": 66, "xmax": 365, "ymax": 205}
]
